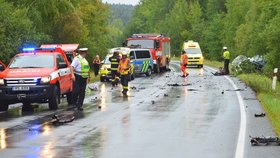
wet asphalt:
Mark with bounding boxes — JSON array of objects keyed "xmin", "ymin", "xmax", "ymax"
[{"xmin": 0, "ymin": 61, "xmax": 279, "ymax": 158}]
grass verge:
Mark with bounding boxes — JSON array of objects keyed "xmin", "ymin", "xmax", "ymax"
[
  {"xmin": 206, "ymin": 60, "xmax": 280, "ymax": 135},
  {"xmin": 90, "ymin": 72, "xmax": 99, "ymax": 83}
]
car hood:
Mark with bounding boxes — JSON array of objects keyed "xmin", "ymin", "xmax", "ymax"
[
  {"xmin": 187, "ymin": 54, "xmax": 203, "ymax": 58},
  {"xmin": 0, "ymin": 68, "xmax": 56, "ymax": 78}
]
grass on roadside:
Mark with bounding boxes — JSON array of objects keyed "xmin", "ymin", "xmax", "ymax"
[
  {"xmin": 205, "ymin": 60, "xmax": 280, "ymax": 135},
  {"xmin": 89, "ymin": 72, "xmax": 99, "ymax": 83}
]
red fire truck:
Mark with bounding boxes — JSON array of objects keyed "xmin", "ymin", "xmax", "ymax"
[{"xmin": 125, "ymin": 34, "xmax": 171, "ymax": 73}]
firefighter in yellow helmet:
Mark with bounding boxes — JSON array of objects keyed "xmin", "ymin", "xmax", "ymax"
[{"xmin": 118, "ymin": 51, "xmax": 131, "ymax": 96}]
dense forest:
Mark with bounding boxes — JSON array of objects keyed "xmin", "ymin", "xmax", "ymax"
[
  {"xmin": 1, "ymin": 0, "xmax": 279, "ymax": 72},
  {"xmin": 0, "ymin": 0, "xmax": 127, "ymax": 63},
  {"xmin": 125, "ymin": 0, "xmax": 280, "ymax": 72}
]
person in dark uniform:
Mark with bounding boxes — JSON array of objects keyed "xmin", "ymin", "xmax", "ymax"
[
  {"xmin": 118, "ymin": 51, "xmax": 130, "ymax": 96},
  {"xmin": 70, "ymin": 48, "xmax": 91, "ymax": 111},
  {"xmin": 109, "ymin": 51, "xmax": 120, "ymax": 87}
]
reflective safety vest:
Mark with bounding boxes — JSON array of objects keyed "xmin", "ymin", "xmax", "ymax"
[
  {"xmin": 223, "ymin": 51, "xmax": 230, "ymax": 60},
  {"xmin": 119, "ymin": 58, "xmax": 130, "ymax": 75},
  {"xmin": 77, "ymin": 56, "xmax": 90, "ymax": 78},
  {"xmin": 181, "ymin": 54, "xmax": 188, "ymax": 65},
  {"xmin": 110, "ymin": 56, "xmax": 120, "ymax": 71}
]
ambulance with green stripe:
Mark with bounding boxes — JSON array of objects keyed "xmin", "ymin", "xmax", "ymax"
[{"xmin": 129, "ymin": 49, "xmax": 153, "ymax": 76}]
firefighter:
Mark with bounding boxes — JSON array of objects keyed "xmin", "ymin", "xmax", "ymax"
[
  {"xmin": 181, "ymin": 50, "xmax": 189, "ymax": 77},
  {"xmin": 109, "ymin": 51, "xmax": 120, "ymax": 86},
  {"xmin": 118, "ymin": 51, "xmax": 131, "ymax": 96},
  {"xmin": 70, "ymin": 48, "xmax": 91, "ymax": 111},
  {"xmin": 223, "ymin": 47, "xmax": 230, "ymax": 75}
]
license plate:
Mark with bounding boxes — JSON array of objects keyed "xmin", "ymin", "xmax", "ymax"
[{"xmin": 12, "ymin": 86, "xmax": 30, "ymax": 91}]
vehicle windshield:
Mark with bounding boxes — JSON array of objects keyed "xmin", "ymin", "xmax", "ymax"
[
  {"xmin": 185, "ymin": 48, "xmax": 202, "ymax": 54},
  {"xmin": 127, "ymin": 40, "xmax": 155, "ymax": 49},
  {"xmin": 104, "ymin": 55, "xmax": 112, "ymax": 64},
  {"xmin": 9, "ymin": 54, "xmax": 54, "ymax": 68}
]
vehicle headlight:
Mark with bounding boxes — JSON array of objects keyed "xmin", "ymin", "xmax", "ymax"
[
  {"xmin": 0, "ymin": 79, "xmax": 4, "ymax": 86},
  {"xmin": 101, "ymin": 66, "xmax": 107, "ymax": 71},
  {"xmin": 41, "ymin": 76, "xmax": 51, "ymax": 84}
]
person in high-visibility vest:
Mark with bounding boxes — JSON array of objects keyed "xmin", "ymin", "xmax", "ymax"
[
  {"xmin": 109, "ymin": 51, "xmax": 120, "ymax": 87},
  {"xmin": 181, "ymin": 50, "xmax": 189, "ymax": 77},
  {"xmin": 70, "ymin": 48, "xmax": 91, "ymax": 111},
  {"xmin": 223, "ymin": 47, "xmax": 230, "ymax": 75},
  {"xmin": 118, "ymin": 51, "xmax": 131, "ymax": 96}
]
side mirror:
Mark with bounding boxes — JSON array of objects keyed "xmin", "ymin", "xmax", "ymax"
[
  {"xmin": 155, "ymin": 41, "xmax": 160, "ymax": 48},
  {"xmin": 0, "ymin": 65, "xmax": 5, "ymax": 71},
  {"xmin": 58, "ymin": 62, "xmax": 68, "ymax": 69}
]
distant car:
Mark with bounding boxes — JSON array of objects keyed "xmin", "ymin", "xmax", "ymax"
[
  {"xmin": 99, "ymin": 47, "xmax": 135, "ymax": 82},
  {"xmin": 129, "ymin": 49, "xmax": 153, "ymax": 76},
  {"xmin": 182, "ymin": 40, "xmax": 204, "ymax": 68},
  {"xmin": 0, "ymin": 61, "xmax": 6, "ymax": 72}
]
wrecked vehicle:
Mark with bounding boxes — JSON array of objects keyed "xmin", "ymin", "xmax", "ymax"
[{"xmin": 232, "ymin": 55, "xmax": 265, "ymax": 73}]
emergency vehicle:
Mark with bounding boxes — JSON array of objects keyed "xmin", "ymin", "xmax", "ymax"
[
  {"xmin": 100, "ymin": 47, "xmax": 135, "ymax": 82},
  {"xmin": 125, "ymin": 34, "xmax": 171, "ymax": 73},
  {"xmin": 0, "ymin": 47, "xmax": 73, "ymax": 111},
  {"xmin": 40, "ymin": 44, "xmax": 79, "ymax": 63},
  {"xmin": 0, "ymin": 61, "xmax": 6, "ymax": 72},
  {"xmin": 183, "ymin": 40, "xmax": 204, "ymax": 67}
]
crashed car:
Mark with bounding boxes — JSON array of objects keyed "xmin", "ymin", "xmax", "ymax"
[{"xmin": 232, "ymin": 55, "xmax": 265, "ymax": 73}]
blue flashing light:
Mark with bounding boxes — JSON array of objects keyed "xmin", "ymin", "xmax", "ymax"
[
  {"xmin": 22, "ymin": 48, "xmax": 35, "ymax": 52},
  {"xmin": 41, "ymin": 47, "xmax": 56, "ymax": 51}
]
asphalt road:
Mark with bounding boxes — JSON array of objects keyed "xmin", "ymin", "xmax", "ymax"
[{"xmin": 0, "ymin": 62, "xmax": 279, "ymax": 158}]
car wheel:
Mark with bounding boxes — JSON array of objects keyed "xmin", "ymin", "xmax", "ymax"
[
  {"xmin": 49, "ymin": 86, "xmax": 60, "ymax": 110},
  {"xmin": 146, "ymin": 67, "xmax": 152, "ymax": 76},
  {"xmin": 100, "ymin": 76, "xmax": 106, "ymax": 82},
  {"xmin": 22, "ymin": 102, "xmax": 33, "ymax": 112},
  {"xmin": 0, "ymin": 102, "xmax": 9, "ymax": 112}
]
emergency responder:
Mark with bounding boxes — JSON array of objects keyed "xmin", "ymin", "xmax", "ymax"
[
  {"xmin": 223, "ymin": 47, "xmax": 230, "ymax": 75},
  {"xmin": 118, "ymin": 51, "xmax": 130, "ymax": 96},
  {"xmin": 181, "ymin": 50, "xmax": 189, "ymax": 77},
  {"xmin": 70, "ymin": 48, "xmax": 91, "ymax": 111},
  {"xmin": 109, "ymin": 51, "xmax": 120, "ymax": 86}
]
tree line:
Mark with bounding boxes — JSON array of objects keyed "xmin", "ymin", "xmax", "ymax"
[
  {"xmin": 0, "ymin": 0, "xmax": 123, "ymax": 63},
  {"xmin": 125, "ymin": 0, "xmax": 280, "ymax": 73}
]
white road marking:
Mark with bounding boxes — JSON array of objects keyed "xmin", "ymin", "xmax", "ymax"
[{"xmin": 206, "ymin": 66, "xmax": 246, "ymax": 158}]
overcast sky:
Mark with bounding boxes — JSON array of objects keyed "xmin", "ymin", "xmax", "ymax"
[{"xmin": 103, "ymin": 0, "xmax": 140, "ymax": 5}]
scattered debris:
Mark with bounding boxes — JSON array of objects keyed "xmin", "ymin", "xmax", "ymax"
[
  {"xmin": 244, "ymin": 97, "xmax": 257, "ymax": 100},
  {"xmin": 88, "ymin": 84, "xmax": 98, "ymax": 91},
  {"xmin": 232, "ymin": 55, "xmax": 265, "ymax": 73},
  {"xmin": 131, "ymin": 86, "xmax": 137, "ymax": 90},
  {"xmin": 98, "ymin": 105, "xmax": 102, "ymax": 109},
  {"xmin": 176, "ymin": 95, "xmax": 180, "ymax": 98},
  {"xmin": 250, "ymin": 136, "xmax": 280, "ymax": 146},
  {"xmin": 168, "ymin": 83, "xmax": 191, "ymax": 87},
  {"xmin": 188, "ymin": 89, "xmax": 199, "ymax": 92},
  {"xmin": 139, "ymin": 87, "xmax": 146, "ymax": 90},
  {"xmin": 156, "ymin": 95, "xmax": 159, "ymax": 98},
  {"xmin": 151, "ymin": 100, "xmax": 155, "ymax": 104},
  {"xmin": 255, "ymin": 113, "xmax": 266, "ymax": 117},
  {"xmin": 221, "ymin": 90, "xmax": 224, "ymax": 94},
  {"xmin": 226, "ymin": 89, "xmax": 245, "ymax": 92},
  {"xmin": 52, "ymin": 114, "xmax": 75, "ymax": 125},
  {"xmin": 164, "ymin": 94, "xmax": 169, "ymax": 97},
  {"xmin": 212, "ymin": 67, "xmax": 226, "ymax": 76}
]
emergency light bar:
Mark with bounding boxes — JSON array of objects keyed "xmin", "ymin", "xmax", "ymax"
[{"xmin": 22, "ymin": 47, "xmax": 56, "ymax": 52}]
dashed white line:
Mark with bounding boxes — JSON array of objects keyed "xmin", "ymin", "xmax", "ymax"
[{"xmin": 206, "ymin": 66, "xmax": 246, "ymax": 158}]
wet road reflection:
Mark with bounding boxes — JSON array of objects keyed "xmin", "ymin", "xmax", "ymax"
[{"xmin": 0, "ymin": 129, "xmax": 6, "ymax": 149}]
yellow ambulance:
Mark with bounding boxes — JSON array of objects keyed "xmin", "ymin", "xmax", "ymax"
[{"xmin": 183, "ymin": 40, "xmax": 204, "ymax": 67}]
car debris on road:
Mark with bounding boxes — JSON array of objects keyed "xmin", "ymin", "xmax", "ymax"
[
  {"xmin": 250, "ymin": 136, "xmax": 280, "ymax": 146},
  {"xmin": 254, "ymin": 113, "xmax": 266, "ymax": 117}
]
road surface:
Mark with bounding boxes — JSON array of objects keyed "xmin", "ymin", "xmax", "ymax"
[{"xmin": 0, "ymin": 61, "xmax": 279, "ymax": 158}]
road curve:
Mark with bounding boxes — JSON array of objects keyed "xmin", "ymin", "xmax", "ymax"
[{"xmin": 0, "ymin": 62, "xmax": 279, "ymax": 158}]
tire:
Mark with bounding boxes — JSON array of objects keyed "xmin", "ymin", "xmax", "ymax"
[
  {"xmin": 22, "ymin": 102, "xmax": 33, "ymax": 112},
  {"xmin": 0, "ymin": 102, "xmax": 9, "ymax": 112},
  {"xmin": 100, "ymin": 76, "xmax": 106, "ymax": 82},
  {"xmin": 154, "ymin": 64, "xmax": 160, "ymax": 73},
  {"xmin": 48, "ymin": 86, "xmax": 60, "ymax": 110},
  {"xmin": 146, "ymin": 67, "xmax": 152, "ymax": 76}
]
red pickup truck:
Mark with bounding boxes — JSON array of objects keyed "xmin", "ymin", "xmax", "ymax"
[{"xmin": 0, "ymin": 47, "xmax": 73, "ymax": 111}]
